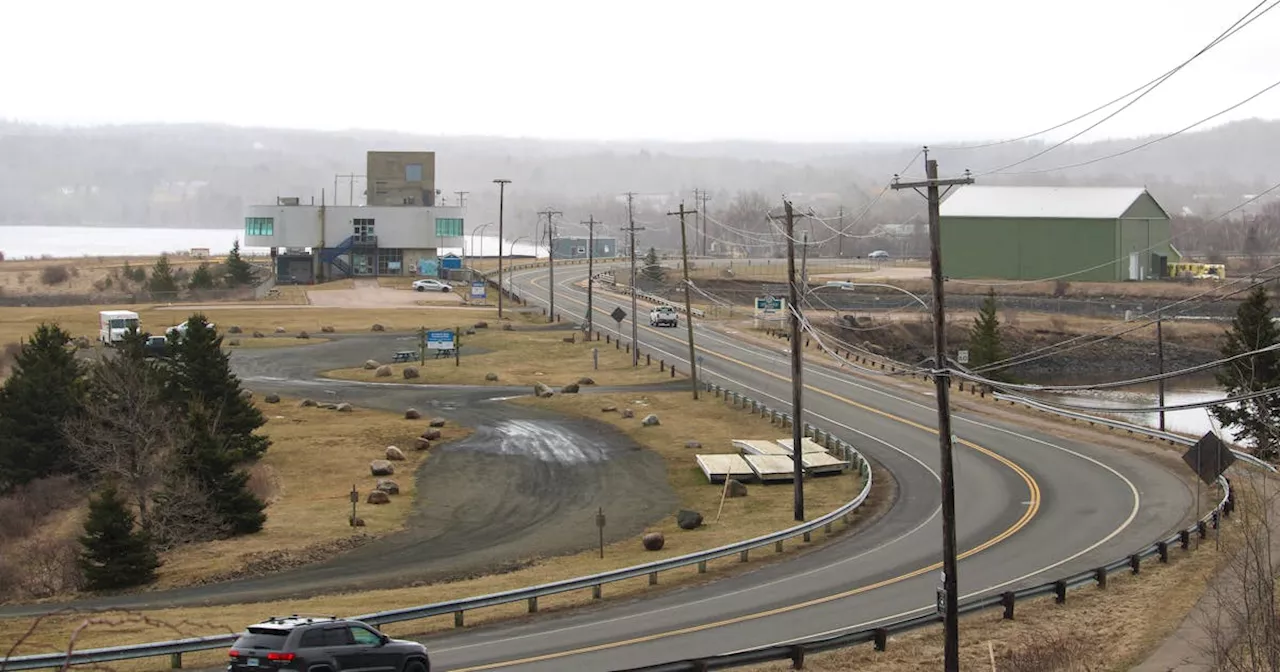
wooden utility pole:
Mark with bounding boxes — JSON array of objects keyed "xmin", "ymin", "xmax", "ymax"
[
  {"xmin": 584, "ymin": 215, "xmax": 598, "ymax": 332},
  {"xmin": 891, "ymin": 149, "xmax": 973, "ymax": 672},
  {"xmin": 836, "ymin": 205, "xmax": 845, "ymax": 257},
  {"xmin": 493, "ymin": 179, "xmax": 511, "ymax": 319},
  {"xmin": 695, "ymin": 189, "xmax": 712, "ymax": 256},
  {"xmin": 668, "ymin": 202, "xmax": 700, "ymax": 400},
  {"xmin": 784, "ymin": 200, "xmax": 805, "ymax": 522},
  {"xmin": 622, "ymin": 193, "xmax": 644, "ymax": 367},
  {"xmin": 539, "ymin": 208, "xmax": 563, "ymax": 323},
  {"xmin": 1157, "ymin": 311, "xmax": 1166, "ymax": 431}
]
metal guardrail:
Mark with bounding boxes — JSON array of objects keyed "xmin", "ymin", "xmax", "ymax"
[
  {"xmin": 616, "ymin": 471, "xmax": 1235, "ymax": 671},
  {"xmin": 0, "ymin": 381, "xmax": 872, "ymax": 671},
  {"xmin": 478, "ymin": 260, "xmax": 706, "ymax": 318}
]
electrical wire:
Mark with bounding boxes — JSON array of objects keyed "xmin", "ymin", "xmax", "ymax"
[
  {"xmin": 932, "ymin": 0, "xmax": 1275, "ymax": 152},
  {"xmin": 1002, "ymin": 383, "xmax": 1280, "ymax": 414}
]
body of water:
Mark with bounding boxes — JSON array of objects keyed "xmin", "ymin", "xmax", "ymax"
[
  {"xmin": 0, "ymin": 226, "xmax": 268, "ymax": 259},
  {"xmin": 1032, "ymin": 376, "xmax": 1228, "ymax": 439}
]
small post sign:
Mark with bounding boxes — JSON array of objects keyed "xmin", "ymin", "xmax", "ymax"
[
  {"xmin": 957, "ymin": 350, "xmax": 970, "ymax": 365},
  {"xmin": 611, "ymin": 307, "xmax": 627, "ymax": 324},
  {"xmin": 349, "ymin": 484, "xmax": 358, "ymax": 526},
  {"xmin": 426, "ymin": 330, "xmax": 455, "ymax": 350},
  {"xmin": 596, "ymin": 507, "xmax": 606, "ymax": 558},
  {"xmin": 754, "ymin": 295, "xmax": 786, "ymax": 317},
  {"xmin": 470, "ymin": 281, "xmax": 487, "ymax": 301}
]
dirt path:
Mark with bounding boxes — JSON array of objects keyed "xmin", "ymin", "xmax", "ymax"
[{"xmin": 0, "ymin": 335, "xmax": 676, "ymax": 615}]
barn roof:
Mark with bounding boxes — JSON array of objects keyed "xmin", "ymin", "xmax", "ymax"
[{"xmin": 940, "ymin": 186, "xmax": 1165, "ymax": 219}]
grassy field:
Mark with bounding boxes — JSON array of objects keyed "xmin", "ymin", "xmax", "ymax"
[
  {"xmin": 325, "ymin": 327, "xmax": 678, "ymax": 387},
  {"xmin": 155, "ymin": 398, "xmax": 470, "ymax": 589},
  {"xmin": 0, "ymin": 391, "xmax": 865, "ymax": 664},
  {"xmin": 0, "ymin": 305, "xmax": 506, "ymax": 346}
]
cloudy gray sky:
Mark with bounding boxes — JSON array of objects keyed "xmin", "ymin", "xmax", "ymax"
[{"xmin": 2, "ymin": 0, "xmax": 1277, "ymax": 143}]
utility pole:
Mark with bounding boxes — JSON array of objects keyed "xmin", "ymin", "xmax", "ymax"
[
  {"xmin": 668, "ymin": 202, "xmax": 700, "ymax": 400},
  {"xmin": 539, "ymin": 208, "xmax": 563, "ymax": 323},
  {"xmin": 891, "ymin": 149, "xmax": 973, "ymax": 672},
  {"xmin": 584, "ymin": 215, "xmax": 598, "ymax": 332},
  {"xmin": 1157, "ymin": 311, "xmax": 1166, "ymax": 431},
  {"xmin": 783, "ymin": 200, "xmax": 805, "ymax": 522},
  {"xmin": 493, "ymin": 179, "xmax": 511, "ymax": 319},
  {"xmin": 695, "ymin": 189, "xmax": 712, "ymax": 256},
  {"xmin": 622, "ymin": 192, "xmax": 644, "ymax": 366},
  {"xmin": 837, "ymin": 205, "xmax": 845, "ymax": 258},
  {"xmin": 800, "ymin": 230, "xmax": 810, "ymax": 286}
]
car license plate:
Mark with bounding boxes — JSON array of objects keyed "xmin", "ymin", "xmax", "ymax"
[{"xmin": 247, "ymin": 658, "xmax": 259, "ymax": 667}]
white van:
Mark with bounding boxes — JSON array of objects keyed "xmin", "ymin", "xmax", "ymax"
[{"xmin": 99, "ymin": 310, "xmax": 141, "ymax": 344}]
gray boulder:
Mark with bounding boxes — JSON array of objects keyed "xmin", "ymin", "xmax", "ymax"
[
  {"xmin": 726, "ymin": 479, "xmax": 748, "ymax": 498},
  {"xmin": 227, "ymin": 325, "xmax": 243, "ymax": 334},
  {"xmin": 252, "ymin": 331, "xmax": 265, "ymax": 338},
  {"xmin": 577, "ymin": 377, "xmax": 596, "ymax": 386},
  {"xmin": 474, "ymin": 321, "xmax": 489, "ymax": 329},
  {"xmin": 621, "ymin": 408, "xmax": 634, "ymax": 419},
  {"xmin": 641, "ymin": 414, "xmax": 661, "ymax": 426},
  {"xmin": 429, "ymin": 418, "xmax": 446, "ymax": 428},
  {"xmin": 684, "ymin": 441, "xmax": 702, "ymax": 450},
  {"xmin": 676, "ymin": 510, "xmax": 704, "ymax": 530},
  {"xmin": 642, "ymin": 533, "xmax": 666, "ymax": 551},
  {"xmin": 321, "ymin": 325, "xmax": 336, "ymax": 333},
  {"xmin": 297, "ymin": 398, "xmax": 317, "ymax": 408},
  {"xmin": 375, "ymin": 365, "xmax": 392, "ymax": 378},
  {"xmin": 264, "ymin": 394, "xmax": 281, "ymax": 404},
  {"xmin": 363, "ymin": 360, "xmax": 380, "ymax": 370},
  {"xmin": 601, "ymin": 404, "xmax": 618, "ymax": 413},
  {"xmin": 350, "ymin": 516, "xmax": 366, "ymax": 527},
  {"xmin": 366, "ymin": 490, "xmax": 391, "ymax": 505},
  {"xmin": 370, "ymin": 460, "xmax": 395, "ymax": 476},
  {"xmin": 534, "ymin": 382, "xmax": 554, "ymax": 398},
  {"xmin": 318, "ymin": 402, "xmax": 338, "ymax": 410},
  {"xmin": 239, "ymin": 390, "xmax": 253, "ymax": 400},
  {"xmin": 385, "ymin": 446, "xmax": 406, "ymax": 461},
  {"xmin": 376, "ymin": 479, "xmax": 400, "ymax": 495},
  {"xmin": 404, "ymin": 408, "xmax": 421, "ymax": 420},
  {"xmin": 485, "ymin": 372, "xmax": 499, "ymax": 381},
  {"xmin": 414, "ymin": 438, "xmax": 432, "ymax": 451},
  {"xmin": 561, "ymin": 383, "xmax": 580, "ymax": 394},
  {"xmin": 296, "ymin": 331, "xmax": 310, "ymax": 339},
  {"xmin": 403, "ymin": 366, "xmax": 420, "ymax": 379},
  {"xmin": 371, "ymin": 323, "xmax": 386, "ymax": 332},
  {"xmin": 502, "ymin": 323, "xmax": 514, "ymax": 331},
  {"xmin": 421, "ymin": 428, "xmax": 442, "ymax": 441},
  {"xmin": 274, "ymin": 326, "xmax": 286, "ymax": 334},
  {"xmin": 335, "ymin": 402, "xmax": 353, "ymax": 412}
]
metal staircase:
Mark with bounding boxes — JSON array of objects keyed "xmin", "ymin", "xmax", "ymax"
[{"xmin": 321, "ymin": 236, "xmax": 355, "ymax": 278}]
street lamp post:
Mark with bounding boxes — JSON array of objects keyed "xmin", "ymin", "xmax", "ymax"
[
  {"xmin": 493, "ymin": 179, "xmax": 511, "ymax": 319},
  {"xmin": 469, "ymin": 223, "xmax": 491, "ymax": 276},
  {"xmin": 508, "ymin": 236, "xmax": 529, "ymax": 295}
]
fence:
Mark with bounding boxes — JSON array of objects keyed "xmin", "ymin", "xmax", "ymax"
[{"xmin": 0, "ymin": 381, "xmax": 872, "ymax": 671}]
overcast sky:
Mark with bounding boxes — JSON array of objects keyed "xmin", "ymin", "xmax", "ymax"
[{"xmin": 2, "ymin": 0, "xmax": 1277, "ymax": 144}]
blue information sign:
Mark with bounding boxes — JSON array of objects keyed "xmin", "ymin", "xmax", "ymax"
[{"xmin": 426, "ymin": 330, "xmax": 456, "ymax": 350}]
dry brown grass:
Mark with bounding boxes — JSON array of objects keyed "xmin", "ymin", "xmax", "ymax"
[
  {"xmin": 325, "ymin": 328, "xmax": 677, "ymax": 387},
  {"xmin": 154, "ymin": 399, "xmax": 470, "ymax": 588},
  {"xmin": 0, "ymin": 305, "xmax": 504, "ymax": 345},
  {"xmin": 689, "ymin": 262, "xmax": 872, "ymax": 282},
  {"xmin": 883, "ymin": 276, "xmax": 1237, "ymax": 302},
  {"xmin": 0, "ymin": 256, "xmax": 234, "ymax": 298},
  {"xmin": 744, "ymin": 522, "xmax": 1233, "ymax": 671},
  {"xmin": 0, "ymin": 392, "xmax": 863, "ymax": 666}
]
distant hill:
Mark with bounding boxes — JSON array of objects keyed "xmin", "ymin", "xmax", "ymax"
[{"xmin": 0, "ymin": 119, "xmax": 1276, "ymax": 236}]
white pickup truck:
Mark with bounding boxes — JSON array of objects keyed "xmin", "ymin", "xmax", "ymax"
[{"xmin": 649, "ymin": 305, "xmax": 679, "ymax": 328}]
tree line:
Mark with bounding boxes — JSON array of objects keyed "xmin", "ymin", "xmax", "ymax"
[{"xmin": 0, "ymin": 316, "xmax": 267, "ymax": 590}]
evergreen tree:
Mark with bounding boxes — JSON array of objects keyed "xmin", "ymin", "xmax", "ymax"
[
  {"xmin": 165, "ymin": 314, "xmax": 269, "ymax": 461},
  {"xmin": 0, "ymin": 324, "xmax": 85, "ymax": 491},
  {"xmin": 1213, "ymin": 285, "xmax": 1280, "ymax": 459},
  {"xmin": 968, "ymin": 289, "xmax": 1005, "ymax": 372},
  {"xmin": 641, "ymin": 247, "xmax": 665, "ymax": 283},
  {"xmin": 79, "ymin": 484, "xmax": 159, "ymax": 590},
  {"xmin": 179, "ymin": 405, "xmax": 266, "ymax": 536},
  {"xmin": 188, "ymin": 262, "xmax": 215, "ymax": 290},
  {"xmin": 225, "ymin": 240, "xmax": 254, "ymax": 287},
  {"xmin": 147, "ymin": 255, "xmax": 179, "ymax": 299}
]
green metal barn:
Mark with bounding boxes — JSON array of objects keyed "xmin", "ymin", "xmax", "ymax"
[{"xmin": 938, "ymin": 186, "xmax": 1179, "ymax": 282}]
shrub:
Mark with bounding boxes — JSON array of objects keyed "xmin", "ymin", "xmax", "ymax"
[{"xmin": 40, "ymin": 265, "xmax": 70, "ymax": 285}]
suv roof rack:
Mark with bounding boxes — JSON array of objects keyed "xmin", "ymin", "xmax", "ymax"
[{"xmin": 259, "ymin": 614, "xmax": 341, "ymax": 625}]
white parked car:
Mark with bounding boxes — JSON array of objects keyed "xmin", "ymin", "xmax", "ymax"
[
  {"xmin": 868, "ymin": 250, "xmax": 890, "ymax": 260},
  {"xmin": 412, "ymin": 279, "xmax": 452, "ymax": 292}
]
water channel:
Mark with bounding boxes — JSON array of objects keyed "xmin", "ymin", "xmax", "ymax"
[{"xmin": 1025, "ymin": 373, "xmax": 1228, "ymax": 439}]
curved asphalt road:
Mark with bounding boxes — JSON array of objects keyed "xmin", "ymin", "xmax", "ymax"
[{"xmin": 415, "ymin": 262, "xmax": 1196, "ymax": 671}]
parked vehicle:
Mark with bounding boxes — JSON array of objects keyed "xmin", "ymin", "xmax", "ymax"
[
  {"xmin": 227, "ymin": 616, "xmax": 430, "ymax": 672},
  {"xmin": 868, "ymin": 250, "xmax": 890, "ymax": 260},
  {"xmin": 166, "ymin": 320, "xmax": 215, "ymax": 339},
  {"xmin": 143, "ymin": 335, "xmax": 170, "ymax": 358},
  {"xmin": 99, "ymin": 310, "xmax": 141, "ymax": 345},
  {"xmin": 649, "ymin": 305, "xmax": 679, "ymax": 327},
  {"xmin": 412, "ymin": 279, "xmax": 452, "ymax": 292}
]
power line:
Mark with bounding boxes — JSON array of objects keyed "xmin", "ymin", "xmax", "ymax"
[
  {"xmin": 1002, "ymin": 383, "xmax": 1280, "ymax": 415},
  {"xmin": 934, "ymin": 0, "xmax": 1277, "ymax": 153}
]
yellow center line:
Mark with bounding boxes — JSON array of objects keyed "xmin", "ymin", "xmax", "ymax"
[{"xmin": 447, "ymin": 271, "xmax": 1041, "ymax": 671}]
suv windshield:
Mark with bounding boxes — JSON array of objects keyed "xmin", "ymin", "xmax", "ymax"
[{"xmin": 233, "ymin": 632, "xmax": 287, "ymax": 650}]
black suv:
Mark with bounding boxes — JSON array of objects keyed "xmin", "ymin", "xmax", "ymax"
[{"xmin": 228, "ymin": 616, "xmax": 430, "ymax": 672}]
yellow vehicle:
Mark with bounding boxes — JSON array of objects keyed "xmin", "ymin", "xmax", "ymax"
[{"xmin": 1169, "ymin": 262, "xmax": 1225, "ymax": 280}]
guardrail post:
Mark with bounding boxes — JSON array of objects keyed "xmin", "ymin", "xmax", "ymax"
[
  {"xmin": 454, "ymin": 611, "xmax": 464, "ymax": 628},
  {"xmin": 1129, "ymin": 554, "xmax": 1141, "ymax": 575},
  {"xmin": 171, "ymin": 653, "xmax": 183, "ymax": 669},
  {"xmin": 1212, "ymin": 510, "xmax": 1220, "ymax": 530},
  {"xmin": 1180, "ymin": 529, "xmax": 1191, "ymax": 550},
  {"xmin": 789, "ymin": 645, "xmax": 806, "ymax": 670},
  {"xmin": 1001, "ymin": 591, "xmax": 1015, "ymax": 619},
  {"xmin": 646, "ymin": 354, "xmax": 651, "ymax": 366},
  {"xmin": 671, "ymin": 366, "xmax": 676, "ymax": 377},
  {"xmin": 1158, "ymin": 541, "xmax": 1169, "ymax": 563},
  {"xmin": 528, "ymin": 597, "xmax": 538, "ymax": 613},
  {"xmin": 803, "ymin": 531, "xmax": 812, "ymax": 543},
  {"xmin": 873, "ymin": 628, "xmax": 889, "ymax": 651},
  {"xmin": 775, "ymin": 540, "xmax": 784, "ymax": 553},
  {"xmin": 1095, "ymin": 567, "xmax": 1108, "ymax": 589},
  {"xmin": 649, "ymin": 571, "xmax": 658, "ymax": 586},
  {"xmin": 1198, "ymin": 520, "xmax": 1208, "ymax": 539},
  {"xmin": 740, "ymin": 550, "xmax": 749, "ymax": 563},
  {"xmin": 660, "ymin": 360, "xmax": 665, "ymax": 372},
  {"xmin": 1054, "ymin": 580, "xmax": 1067, "ymax": 603},
  {"xmin": 698, "ymin": 561, "xmax": 707, "ymax": 573},
  {"xmin": 824, "ymin": 522, "xmax": 833, "ymax": 535},
  {"xmin": 592, "ymin": 584, "xmax": 602, "ymax": 599}
]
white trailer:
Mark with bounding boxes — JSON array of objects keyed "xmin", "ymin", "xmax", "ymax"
[{"xmin": 99, "ymin": 310, "xmax": 140, "ymax": 344}]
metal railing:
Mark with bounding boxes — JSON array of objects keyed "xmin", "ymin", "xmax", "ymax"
[{"xmin": 0, "ymin": 381, "xmax": 872, "ymax": 671}]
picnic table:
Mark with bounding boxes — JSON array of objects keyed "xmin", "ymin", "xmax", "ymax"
[{"xmin": 392, "ymin": 350, "xmax": 416, "ymax": 363}]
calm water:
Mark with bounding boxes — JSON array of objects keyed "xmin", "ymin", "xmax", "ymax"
[
  {"xmin": 1031, "ymin": 376, "xmax": 1227, "ymax": 438},
  {"xmin": 0, "ymin": 226, "xmax": 268, "ymax": 259}
]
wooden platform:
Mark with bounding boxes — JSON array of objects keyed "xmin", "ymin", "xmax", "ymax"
[
  {"xmin": 802, "ymin": 452, "xmax": 850, "ymax": 475},
  {"xmin": 775, "ymin": 437, "xmax": 828, "ymax": 455},
  {"xmin": 744, "ymin": 454, "xmax": 799, "ymax": 482},
  {"xmin": 733, "ymin": 439, "xmax": 790, "ymax": 456},
  {"xmin": 695, "ymin": 454, "xmax": 755, "ymax": 484}
]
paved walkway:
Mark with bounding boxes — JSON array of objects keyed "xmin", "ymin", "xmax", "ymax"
[{"xmin": 1133, "ymin": 480, "xmax": 1280, "ymax": 671}]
